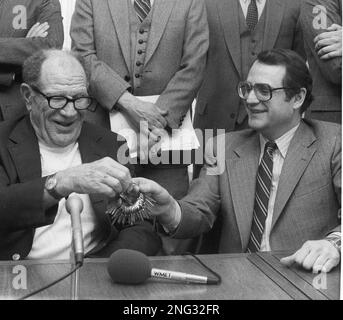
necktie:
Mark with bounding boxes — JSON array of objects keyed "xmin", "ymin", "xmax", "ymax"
[
  {"xmin": 134, "ymin": 0, "xmax": 151, "ymax": 22},
  {"xmin": 246, "ymin": 0, "xmax": 258, "ymax": 31},
  {"xmin": 247, "ymin": 141, "xmax": 277, "ymax": 253}
]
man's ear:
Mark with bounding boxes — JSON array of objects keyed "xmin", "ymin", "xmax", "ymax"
[
  {"xmin": 20, "ymin": 83, "xmax": 33, "ymax": 112},
  {"xmin": 292, "ymin": 88, "xmax": 307, "ymax": 112}
]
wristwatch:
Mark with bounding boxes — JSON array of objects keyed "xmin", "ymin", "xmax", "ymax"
[
  {"xmin": 45, "ymin": 174, "xmax": 64, "ymax": 200},
  {"xmin": 326, "ymin": 234, "xmax": 341, "ymax": 254}
]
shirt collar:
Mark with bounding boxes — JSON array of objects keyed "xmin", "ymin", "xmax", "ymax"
[
  {"xmin": 259, "ymin": 124, "xmax": 300, "ymax": 159},
  {"xmin": 241, "ymin": 0, "xmax": 264, "ymax": 4}
]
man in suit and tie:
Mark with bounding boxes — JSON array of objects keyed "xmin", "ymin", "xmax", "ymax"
[
  {"xmin": 0, "ymin": 0, "xmax": 64, "ymax": 122},
  {"xmin": 300, "ymin": 0, "xmax": 342, "ymax": 123},
  {"xmin": 193, "ymin": 0, "xmax": 305, "ymax": 178},
  {"xmin": 70, "ymin": 0, "xmax": 209, "ymax": 200},
  {"xmin": 133, "ymin": 49, "xmax": 341, "ymax": 273}
]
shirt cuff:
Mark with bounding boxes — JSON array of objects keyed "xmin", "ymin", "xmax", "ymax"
[
  {"xmin": 161, "ymin": 201, "xmax": 182, "ymax": 235},
  {"xmin": 325, "ymin": 232, "xmax": 341, "ymax": 253}
]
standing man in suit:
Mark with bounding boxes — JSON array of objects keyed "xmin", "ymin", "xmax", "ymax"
[
  {"xmin": 0, "ymin": 0, "xmax": 64, "ymax": 122},
  {"xmin": 193, "ymin": 0, "xmax": 305, "ymax": 178},
  {"xmin": 133, "ymin": 49, "xmax": 341, "ymax": 273},
  {"xmin": 70, "ymin": 0, "xmax": 209, "ymax": 200},
  {"xmin": 300, "ymin": 0, "xmax": 342, "ymax": 123}
]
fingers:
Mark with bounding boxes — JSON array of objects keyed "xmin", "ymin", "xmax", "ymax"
[
  {"xmin": 280, "ymin": 245, "xmax": 310, "ymax": 267},
  {"xmin": 319, "ymin": 49, "xmax": 341, "ymax": 60},
  {"xmin": 327, "ymin": 23, "xmax": 342, "ymax": 31},
  {"xmin": 26, "ymin": 22, "xmax": 50, "ymax": 38}
]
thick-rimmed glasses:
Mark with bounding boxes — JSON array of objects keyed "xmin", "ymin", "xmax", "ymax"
[
  {"xmin": 237, "ymin": 81, "xmax": 298, "ymax": 102},
  {"xmin": 31, "ymin": 86, "xmax": 96, "ymax": 111}
]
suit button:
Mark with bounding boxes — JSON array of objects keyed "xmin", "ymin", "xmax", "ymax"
[
  {"xmin": 137, "ymin": 50, "xmax": 143, "ymax": 54},
  {"xmin": 138, "ymin": 39, "xmax": 144, "ymax": 44},
  {"xmin": 136, "ymin": 61, "xmax": 142, "ymax": 66},
  {"xmin": 230, "ymin": 113, "xmax": 235, "ymax": 119},
  {"xmin": 12, "ymin": 253, "xmax": 20, "ymax": 261},
  {"xmin": 135, "ymin": 74, "xmax": 140, "ymax": 78},
  {"xmin": 139, "ymin": 29, "xmax": 145, "ymax": 34},
  {"xmin": 124, "ymin": 75, "xmax": 131, "ymax": 81}
]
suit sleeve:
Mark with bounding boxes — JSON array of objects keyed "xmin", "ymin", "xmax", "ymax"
[
  {"xmin": 155, "ymin": 0, "xmax": 209, "ymax": 129},
  {"xmin": 70, "ymin": 0, "xmax": 130, "ymax": 111},
  {"xmin": 0, "ymin": 0, "xmax": 64, "ymax": 65},
  {"xmin": 300, "ymin": 0, "xmax": 342, "ymax": 85},
  {"xmin": 173, "ymin": 135, "xmax": 224, "ymax": 238},
  {"xmin": 330, "ymin": 125, "xmax": 341, "ymax": 233},
  {"xmin": 0, "ymin": 167, "xmax": 57, "ymax": 232}
]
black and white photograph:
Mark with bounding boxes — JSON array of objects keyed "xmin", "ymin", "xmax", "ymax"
[{"xmin": 0, "ymin": 0, "xmax": 341, "ymax": 305}]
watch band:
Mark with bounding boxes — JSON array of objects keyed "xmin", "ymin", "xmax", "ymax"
[
  {"xmin": 326, "ymin": 234, "xmax": 341, "ymax": 253},
  {"xmin": 45, "ymin": 174, "xmax": 64, "ymax": 200}
]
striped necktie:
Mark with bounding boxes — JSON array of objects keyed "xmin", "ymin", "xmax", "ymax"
[
  {"xmin": 247, "ymin": 141, "xmax": 277, "ymax": 253},
  {"xmin": 246, "ymin": 0, "xmax": 258, "ymax": 31},
  {"xmin": 134, "ymin": 0, "xmax": 151, "ymax": 22}
]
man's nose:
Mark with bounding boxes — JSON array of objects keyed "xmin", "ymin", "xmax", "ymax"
[
  {"xmin": 246, "ymin": 88, "xmax": 259, "ymax": 104},
  {"xmin": 60, "ymin": 101, "xmax": 78, "ymax": 117}
]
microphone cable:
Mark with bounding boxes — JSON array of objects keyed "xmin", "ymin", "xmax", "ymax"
[
  {"xmin": 17, "ymin": 262, "xmax": 82, "ymax": 300},
  {"xmin": 184, "ymin": 252, "xmax": 222, "ymax": 285}
]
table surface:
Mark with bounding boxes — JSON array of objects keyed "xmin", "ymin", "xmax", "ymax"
[{"xmin": 0, "ymin": 252, "xmax": 340, "ymax": 300}]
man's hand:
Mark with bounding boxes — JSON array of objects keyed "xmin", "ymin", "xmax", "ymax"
[
  {"xmin": 117, "ymin": 92, "xmax": 168, "ymax": 133},
  {"xmin": 26, "ymin": 22, "xmax": 50, "ymax": 38},
  {"xmin": 280, "ymin": 240, "xmax": 340, "ymax": 273},
  {"xmin": 314, "ymin": 24, "xmax": 342, "ymax": 60},
  {"xmin": 132, "ymin": 177, "xmax": 180, "ymax": 227},
  {"xmin": 55, "ymin": 157, "xmax": 132, "ymax": 198}
]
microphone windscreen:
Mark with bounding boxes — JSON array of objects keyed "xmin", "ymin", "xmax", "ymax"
[
  {"xmin": 66, "ymin": 195, "xmax": 84, "ymax": 214},
  {"xmin": 107, "ymin": 249, "xmax": 151, "ymax": 284}
]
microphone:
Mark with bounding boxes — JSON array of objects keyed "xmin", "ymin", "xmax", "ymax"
[
  {"xmin": 107, "ymin": 249, "xmax": 219, "ymax": 285},
  {"xmin": 66, "ymin": 195, "xmax": 84, "ymax": 265}
]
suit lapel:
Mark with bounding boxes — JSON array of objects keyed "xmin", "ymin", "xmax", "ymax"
[
  {"xmin": 78, "ymin": 124, "xmax": 110, "ymax": 216},
  {"xmin": 226, "ymin": 132, "xmax": 260, "ymax": 249},
  {"xmin": 271, "ymin": 122, "xmax": 317, "ymax": 229},
  {"xmin": 8, "ymin": 116, "xmax": 42, "ymax": 183},
  {"xmin": 107, "ymin": 0, "xmax": 131, "ymax": 71},
  {"xmin": 217, "ymin": 0, "xmax": 242, "ymax": 77},
  {"xmin": 145, "ymin": 0, "xmax": 175, "ymax": 65},
  {"xmin": 262, "ymin": 0, "xmax": 285, "ymax": 50}
]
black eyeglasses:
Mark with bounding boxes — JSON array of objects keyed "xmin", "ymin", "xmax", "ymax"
[
  {"xmin": 31, "ymin": 86, "xmax": 96, "ymax": 111},
  {"xmin": 237, "ymin": 81, "xmax": 298, "ymax": 102}
]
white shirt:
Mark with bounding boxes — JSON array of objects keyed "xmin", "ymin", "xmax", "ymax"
[
  {"xmin": 239, "ymin": 0, "xmax": 266, "ymax": 20},
  {"xmin": 27, "ymin": 142, "xmax": 101, "ymax": 260},
  {"xmin": 259, "ymin": 124, "xmax": 300, "ymax": 251}
]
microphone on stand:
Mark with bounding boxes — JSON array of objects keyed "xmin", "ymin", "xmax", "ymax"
[
  {"xmin": 66, "ymin": 195, "xmax": 84, "ymax": 266},
  {"xmin": 107, "ymin": 249, "xmax": 219, "ymax": 285}
]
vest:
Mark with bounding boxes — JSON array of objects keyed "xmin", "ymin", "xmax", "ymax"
[
  {"xmin": 128, "ymin": 0, "xmax": 153, "ymax": 94},
  {"xmin": 236, "ymin": 4, "xmax": 267, "ymax": 124}
]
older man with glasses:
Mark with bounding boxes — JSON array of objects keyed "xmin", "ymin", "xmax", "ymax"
[
  {"xmin": 0, "ymin": 49, "xmax": 161, "ymax": 261},
  {"xmin": 130, "ymin": 49, "xmax": 341, "ymax": 274}
]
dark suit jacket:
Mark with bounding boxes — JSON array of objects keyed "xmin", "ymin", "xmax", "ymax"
[
  {"xmin": 0, "ymin": 116, "xmax": 161, "ymax": 261},
  {"xmin": 300, "ymin": 0, "xmax": 342, "ymax": 123},
  {"xmin": 71, "ymin": 0, "xmax": 209, "ymax": 129},
  {"xmin": 194, "ymin": 0, "xmax": 305, "ymax": 133},
  {"xmin": 0, "ymin": 0, "xmax": 64, "ymax": 121},
  {"xmin": 175, "ymin": 120, "xmax": 341, "ymax": 253}
]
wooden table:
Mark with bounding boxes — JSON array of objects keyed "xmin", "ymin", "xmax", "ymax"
[{"xmin": 0, "ymin": 252, "xmax": 340, "ymax": 300}]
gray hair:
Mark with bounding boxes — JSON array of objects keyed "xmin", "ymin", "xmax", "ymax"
[{"xmin": 22, "ymin": 49, "xmax": 88, "ymax": 88}]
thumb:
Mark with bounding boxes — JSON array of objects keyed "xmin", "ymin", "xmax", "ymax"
[
  {"xmin": 159, "ymin": 109, "xmax": 168, "ymax": 116},
  {"xmin": 280, "ymin": 253, "xmax": 296, "ymax": 267}
]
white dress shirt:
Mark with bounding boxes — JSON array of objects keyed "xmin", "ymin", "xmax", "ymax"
[
  {"xmin": 259, "ymin": 124, "xmax": 300, "ymax": 251},
  {"xmin": 239, "ymin": 0, "xmax": 266, "ymax": 20}
]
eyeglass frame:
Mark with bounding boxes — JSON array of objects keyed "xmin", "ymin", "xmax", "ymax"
[
  {"xmin": 30, "ymin": 85, "xmax": 96, "ymax": 112},
  {"xmin": 237, "ymin": 81, "xmax": 299, "ymax": 102}
]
